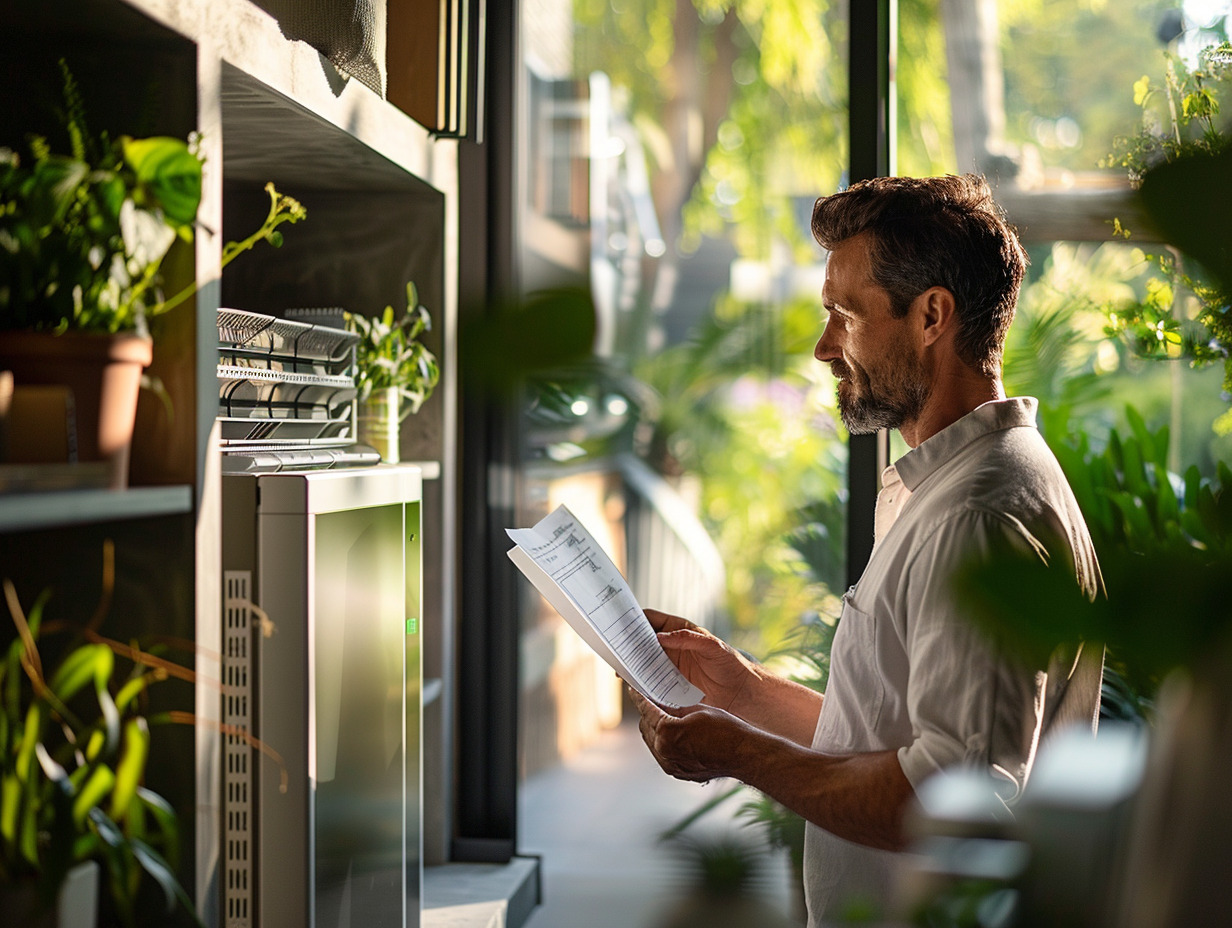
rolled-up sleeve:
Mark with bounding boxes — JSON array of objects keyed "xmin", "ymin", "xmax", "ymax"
[{"xmin": 895, "ymin": 509, "xmax": 1044, "ymax": 799}]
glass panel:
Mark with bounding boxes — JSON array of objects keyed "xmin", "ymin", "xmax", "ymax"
[
  {"xmin": 313, "ymin": 504, "xmax": 406, "ymax": 928},
  {"xmin": 896, "ymin": 1, "xmax": 1232, "ymax": 474},
  {"xmin": 516, "ymin": 0, "xmax": 853, "ymax": 781}
]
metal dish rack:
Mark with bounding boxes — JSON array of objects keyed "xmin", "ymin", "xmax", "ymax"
[{"xmin": 217, "ymin": 309, "xmax": 374, "ymax": 468}]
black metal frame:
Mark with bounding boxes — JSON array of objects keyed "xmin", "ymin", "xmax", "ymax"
[
  {"xmin": 453, "ymin": 0, "xmax": 521, "ymax": 863},
  {"xmin": 845, "ymin": 0, "xmax": 896, "ymax": 588}
]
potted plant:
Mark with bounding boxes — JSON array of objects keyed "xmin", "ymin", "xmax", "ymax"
[
  {"xmin": 0, "ymin": 548, "xmax": 196, "ymax": 928},
  {"xmin": 348, "ymin": 282, "xmax": 440, "ymax": 464},
  {"xmin": 0, "ymin": 60, "xmax": 306, "ymax": 487}
]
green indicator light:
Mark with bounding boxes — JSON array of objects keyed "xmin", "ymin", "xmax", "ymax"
[{"xmin": 406, "ymin": 617, "xmax": 418, "ymax": 635}]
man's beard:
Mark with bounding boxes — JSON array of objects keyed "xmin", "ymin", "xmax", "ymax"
[{"xmin": 832, "ymin": 357, "xmax": 931, "ymax": 435}]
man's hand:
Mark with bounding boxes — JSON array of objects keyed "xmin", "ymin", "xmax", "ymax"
[
  {"xmin": 629, "ymin": 685, "xmax": 914, "ymax": 851},
  {"xmin": 645, "ymin": 608, "xmax": 823, "ymax": 744},
  {"xmin": 646, "ymin": 608, "xmax": 761, "ymax": 716},
  {"xmin": 629, "ymin": 688, "xmax": 749, "ymax": 783}
]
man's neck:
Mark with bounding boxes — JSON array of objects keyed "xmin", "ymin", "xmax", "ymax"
[{"xmin": 899, "ymin": 375, "xmax": 1005, "ymax": 448}]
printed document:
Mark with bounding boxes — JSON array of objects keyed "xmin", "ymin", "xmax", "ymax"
[{"xmin": 506, "ymin": 505, "xmax": 704, "ymax": 708}]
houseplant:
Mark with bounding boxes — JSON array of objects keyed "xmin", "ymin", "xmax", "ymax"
[
  {"xmin": 0, "ymin": 60, "xmax": 305, "ymax": 487},
  {"xmin": 348, "ymin": 282, "xmax": 439, "ymax": 463},
  {"xmin": 0, "ymin": 546, "xmax": 196, "ymax": 928}
]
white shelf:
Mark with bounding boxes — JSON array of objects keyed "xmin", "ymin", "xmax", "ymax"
[{"xmin": 0, "ymin": 485, "xmax": 194, "ymax": 533}]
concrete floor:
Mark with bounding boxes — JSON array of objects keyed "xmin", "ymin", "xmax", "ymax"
[{"xmin": 518, "ymin": 717, "xmax": 800, "ymax": 928}]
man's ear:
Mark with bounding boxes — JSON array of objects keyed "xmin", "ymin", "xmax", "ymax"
[{"xmin": 916, "ymin": 286, "xmax": 957, "ymax": 347}]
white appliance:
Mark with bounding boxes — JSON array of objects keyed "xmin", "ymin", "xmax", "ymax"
[{"xmin": 222, "ymin": 465, "xmax": 423, "ymax": 927}]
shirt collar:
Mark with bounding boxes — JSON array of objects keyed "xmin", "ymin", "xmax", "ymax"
[{"xmin": 893, "ymin": 397, "xmax": 1040, "ymax": 491}]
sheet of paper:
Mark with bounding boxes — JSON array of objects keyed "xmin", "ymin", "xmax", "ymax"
[{"xmin": 506, "ymin": 505, "xmax": 704, "ymax": 708}]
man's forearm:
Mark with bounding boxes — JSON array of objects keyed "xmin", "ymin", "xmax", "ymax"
[
  {"xmin": 633, "ymin": 694, "xmax": 913, "ymax": 850},
  {"xmin": 732, "ymin": 730, "xmax": 914, "ymax": 851},
  {"xmin": 736, "ymin": 671, "xmax": 825, "ymax": 747}
]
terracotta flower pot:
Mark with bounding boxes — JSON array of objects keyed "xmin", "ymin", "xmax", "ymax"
[{"xmin": 0, "ymin": 330, "xmax": 153, "ymax": 489}]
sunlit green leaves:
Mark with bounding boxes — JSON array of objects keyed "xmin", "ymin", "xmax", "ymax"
[
  {"xmin": 349, "ymin": 281, "xmax": 441, "ymax": 415},
  {"xmin": 634, "ymin": 293, "xmax": 845, "ymax": 650},
  {"xmin": 574, "ymin": 0, "xmax": 846, "ymax": 261},
  {"xmin": 25, "ymin": 155, "xmax": 89, "ymax": 229},
  {"xmin": 0, "ymin": 63, "xmax": 204, "ymax": 333},
  {"xmin": 0, "ymin": 573, "xmax": 197, "ymax": 925},
  {"xmin": 1100, "ymin": 44, "xmax": 1232, "ymax": 401}
]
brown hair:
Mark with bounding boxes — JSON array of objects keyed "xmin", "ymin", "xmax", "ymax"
[{"xmin": 811, "ymin": 174, "xmax": 1027, "ymax": 376}]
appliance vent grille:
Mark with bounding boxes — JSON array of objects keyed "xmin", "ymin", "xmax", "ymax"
[{"xmin": 223, "ymin": 571, "xmax": 255, "ymax": 928}]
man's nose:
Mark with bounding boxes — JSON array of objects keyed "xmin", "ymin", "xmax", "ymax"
[{"xmin": 814, "ymin": 321, "xmax": 838, "ymax": 362}]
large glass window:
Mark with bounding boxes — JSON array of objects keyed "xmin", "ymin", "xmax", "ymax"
[
  {"xmin": 896, "ymin": 0, "xmax": 1232, "ymax": 475},
  {"xmin": 502, "ymin": 1, "xmax": 1232, "ymax": 924},
  {"xmin": 516, "ymin": 0, "xmax": 855, "ymax": 781}
]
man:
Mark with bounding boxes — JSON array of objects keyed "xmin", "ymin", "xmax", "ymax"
[{"xmin": 631, "ymin": 174, "xmax": 1103, "ymax": 925}]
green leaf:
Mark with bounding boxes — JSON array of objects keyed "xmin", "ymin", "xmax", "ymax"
[
  {"xmin": 96, "ymin": 674, "xmax": 121, "ymax": 761},
  {"xmin": 1106, "ymin": 429, "xmax": 1125, "ymax": 473},
  {"xmin": 1154, "ymin": 465, "xmax": 1181, "ymax": 526},
  {"xmin": 1183, "ymin": 464, "xmax": 1203, "ymax": 511},
  {"xmin": 1120, "ymin": 436, "xmax": 1149, "ymax": 499},
  {"xmin": 48, "ymin": 643, "xmax": 112, "ymax": 704},
  {"xmin": 1108, "ymin": 489, "xmax": 1156, "ymax": 543},
  {"xmin": 15, "ymin": 704, "xmax": 42, "ymax": 782},
  {"xmin": 72, "ymin": 763, "xmax": 115, "ymax": 827},
  {"xmin": 17, "ymin": 780, "xmax": 39, "ymax": 866},
  {"xmin": 110, "ymin": 718, "xmax": 149, "ymax": 820},
  {"xmin": 120, "ymin": 136, "xmax": 202, "ymax": 228},
  {"xmin": 129, "ymin": 836, "xmax": 193, "ymax": 915},
  {"xmin": 114, "ymin": 673, "xmax": 151, "ymax": 713},
  {"xmin": 0, "ymin": 774, "xmax": 22, "ymax": 848},
  {"xmin": 92, "ymin": 171, "xmax": 127, "ymax": 225},
  {"xmin": 26, "ymin": 155, "xmax": 88, "ymax": 228},
  {"xmin": 135, "ymin": 786, "xmax": 178, "ymax": 835}
]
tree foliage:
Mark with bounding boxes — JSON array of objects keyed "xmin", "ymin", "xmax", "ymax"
[
  {"xmin": 998, "ymin": 0, "xmax": 1186, "ymax": 173},
  {"xmin": 574, "ymin": 0, "xmax": 847, "ymax": 263},
  {"xmin": 633, "ymin": 292, "xmax": 844, "ymax": 650}
]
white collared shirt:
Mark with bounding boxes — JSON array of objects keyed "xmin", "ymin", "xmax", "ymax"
[
  {"xmin": 803, "ymin": 398, "xmax": 1103, "ymax": 925},
  {"xmin": 873, "ymin": 463, "xmax": 911, "ymax": 549}
]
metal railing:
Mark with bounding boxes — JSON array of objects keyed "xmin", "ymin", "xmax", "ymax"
[{"xmin": 619, "ymin": 453, "xmax": 729, "ymax": 638}]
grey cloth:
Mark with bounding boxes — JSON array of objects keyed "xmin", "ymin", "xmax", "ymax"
[
  {"xmin": 256, "ymin": 0, "xmax": 386, "ymax": 96},
  {"xmin": 803, "ymin": 397, "xmax": 1104, "ymax": 925}
]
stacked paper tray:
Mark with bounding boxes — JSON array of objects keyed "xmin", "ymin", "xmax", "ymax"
[{"xmin": 216, "ymin": 308, "xmax": 358, "ymax": 447}]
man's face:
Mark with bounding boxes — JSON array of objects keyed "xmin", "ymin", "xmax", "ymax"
[{"xmin": 814, "ymin": 235, "xmax": 930, "ymax": 434}]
